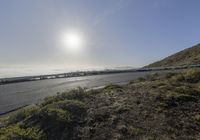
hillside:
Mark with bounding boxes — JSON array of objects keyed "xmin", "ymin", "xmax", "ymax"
[
  {"xmin": 146, "ymin": 43, "xmax": 200, "ymax": 68},
  {"xmin": 1, "ymin": 68, "xmax": 200, "ymax": 139}
]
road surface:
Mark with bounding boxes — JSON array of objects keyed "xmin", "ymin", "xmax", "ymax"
[{"xmin": 0, "ymin": 71, "xmax": 174, "ymax": 114}]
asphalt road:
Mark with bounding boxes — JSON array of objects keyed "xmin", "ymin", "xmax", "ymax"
[{"xmin": 0, "ymin": 71, "xmax": 173, "ymax": 114}]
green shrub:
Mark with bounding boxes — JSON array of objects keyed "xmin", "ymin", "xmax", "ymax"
[
  {"xmin": 174, "ymin": 86, "xmax": 200, "ymax": 97},
  {"xmin": 0, "ymin": 124, "xmax": 45, "ymax": 140},
  {"xmin": 39, "ymin": 107, "xmax": 71, "ymax": 124},
  {"xmin": 8, "ymin": 107, "xmax": 39, "ymax": 125},
  {"xmin": 163, "ymin": 92, "xmax": 198, "ymax": 108},
  {"xmin": 24, "ymin": 100, "xmax": 87, "ymax": 140},
  {"xmin": 184, "ymin": 69, "xmax": 200, "ymax": 83},
  {"xmin": 55, "ymin": 100, "xmax": 86, "ymax": 118},
  {"xmin": 194, "ymin": 114, "xmax": 200, "ymax": 122},
  {"xmin": 169, "ymin": 69, "xmax": 200, "ymax": 83},
  {"xmin": 38, "ymin": 100, "xmax": 86, "ymax": 127},
  {"xmin": 138, "ymin": 77, "xmax": 146, "ymax": 82},
  {"xmin": 40, "ymin": 87, "xmax": 87, "ymax": 107},
  {"xmin": 165, "ymin": 72, "xmax": 177, "ymax": 78},
  {"xmin": 40, "ymin": 96, "xmax": 60, "ymax": 107},
  {"xmin": 2, "ymin": 88, "xmax": 88, "ymax": 140},
  {"xmin": 170, "ymin": 73, "xmax": 185, "ymax": 82},
  {"xmin": 129, "ymin": 80, "xmax": 136, "ymax": 84},
  {"xmin": 60, "ymin": 87, "xmax": 88, "ymax": 101},
  {"xmin": 104, "ymin": 84, "xmax": 123, "ymax": 91}
]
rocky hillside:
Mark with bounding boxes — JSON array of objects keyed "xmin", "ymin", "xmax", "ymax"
[
  {"xmin": 1, "ymin": 68, "xmax": 200, "ymax": 139},
  {"xmin": 147, "ymin": 43, "xmax": 200, "ymax": 67}
]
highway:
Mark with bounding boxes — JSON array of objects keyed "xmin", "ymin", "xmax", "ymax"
[
  {"xmin": 1, "ymin": 64, "xmax": 200, "ymax": 85},
  {"xmin": 0, "ymin": 70, "xmax": 175, "ymax": 115}
]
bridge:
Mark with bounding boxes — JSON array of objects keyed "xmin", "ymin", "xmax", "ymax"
[{"xmin": 1, "ymin": 64, "xmax": 200, "ymax": 85}]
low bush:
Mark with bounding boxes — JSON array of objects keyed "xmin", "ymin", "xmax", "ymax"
[
  {"xmin": 170, "ymin": 73, "xmax": 185, "ymax": 82},
  {"xmin": 165, "ymin": 72, "xmax": 177, "ymax": 78},
  {"xmin": 163, "ymin": 92, "xmax": 198, "ymax": 108},
  {"xmin": 184, "ymin": 69, "xmax": 200, "ymax": 83},
  {"xmin": 171, "ymin": 69, "xmax": 200, "ymax": 83},
  {"xmin": 138, "ymin": 77, "xmax": 146, "ymax": 82},
  {"xmin": 40, "ymin": 87, "xmax": 87, "ymax": 107},
  {"xmin": 174, "ymin": 86, "xmax": 200, "ymax": 97},
  {"xmin": 194, "ymin": 114, "xmax": 200, "ymax": 122},
  {"xmin": 23, "ymin": 100, "xmax": 86, "ymax": 140},
  {"xmin": 104, "ymin": 84, "xmax": 123, "ymax": 92},
  {"xmin": 7, "ymin": 107, "xmax": 39, "ymax": 125},
  {"xmin": 0, "ymin": 124, "xmax": 45, "ymax": 140}
]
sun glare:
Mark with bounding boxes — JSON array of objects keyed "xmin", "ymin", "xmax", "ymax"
[{"xmin": 61, "ymin": 31, "xmax": 84, "ymax": 53}]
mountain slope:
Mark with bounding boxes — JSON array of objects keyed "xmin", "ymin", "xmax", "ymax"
[{"xmin": 147, "ymin": 43, "xmax": 200, "ymax": 68}]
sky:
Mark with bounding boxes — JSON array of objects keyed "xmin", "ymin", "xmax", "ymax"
[{"xmin": 0, "ymin": 0, "xmax": 200, "ymax": 77}]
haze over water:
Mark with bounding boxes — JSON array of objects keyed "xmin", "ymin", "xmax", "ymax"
[{"xmin": 0, "ymin": 66, "xmax": 105, "ymax": 78}]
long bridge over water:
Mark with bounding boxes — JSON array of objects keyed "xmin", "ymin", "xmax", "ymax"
[{"xmin": 1, "ymin": 64, "xmax": 200, "ymax": 85}]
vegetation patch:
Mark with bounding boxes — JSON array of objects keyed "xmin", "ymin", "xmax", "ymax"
[
  {"xmin": 194, "ymin": 114, "xmax": 200, "ymax": 122},
  {"xmin": 104, "ymin": 84, "xmax": 123, "ymax": 92},
  {"xmin": 0, "ymin": 124, "xmax": 45, "ymax": 140},
  {"xmin": 146, "ymin": 43, "xmax": 200, "ymax": 67},
  {"xmin": 1, "ymin": 68, "xmax": 200, "ymax": 139},
  {"xmin": 183, "ymin": 68, "xmax": 200, "ymax": 83}
]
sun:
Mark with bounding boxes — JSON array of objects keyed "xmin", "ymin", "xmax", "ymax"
[{"xmin": 61, "ymin": 31, "xmax": 84, "ymax": 53}]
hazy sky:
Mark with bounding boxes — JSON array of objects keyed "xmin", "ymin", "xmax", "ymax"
[{"xmin": 1, "ymin": 0, "xmax": 200, "ymax": 77}]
